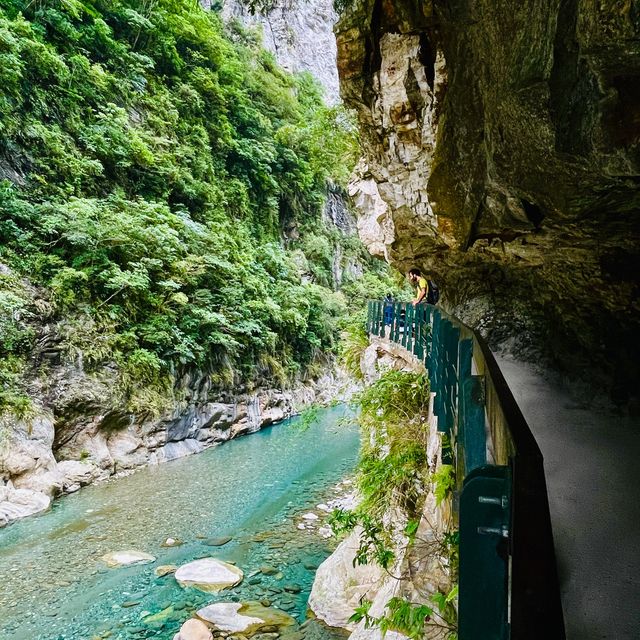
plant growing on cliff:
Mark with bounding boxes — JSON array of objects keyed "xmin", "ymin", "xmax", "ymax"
[
  {"xmin": 348, "ymin": 591, "xmax": 458, "ymax": 640},
  {"xmin": 330, "ymin": 366, "xmax": 461, "ymax": 639},
  {"xmin": 329, "ymin": 507, "xmax": 396, "ymax": 569},
  {"xmin": 356, "ymin": 369, "xmax": 431, "ymax": 517},
  {"xmin": 0, "ymin": 0, "xmax": 384, "ymax": 411},
  {"xmin": 339, "ymin": 310, "xmax": 369, "ymax": 381},
  {"xmin": 328, "ymin": 369, "xmax": 432, "ymax": 571},
  {"xmin": 432, "ymin": 464, "xmax": 456, "ymax": 507}
]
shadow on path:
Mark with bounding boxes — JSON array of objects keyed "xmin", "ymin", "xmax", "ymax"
[{"xmin": 496, "ymin": 355, "xmax": 640, "ymax": 640}]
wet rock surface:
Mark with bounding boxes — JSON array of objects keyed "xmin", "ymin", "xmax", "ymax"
[
  {"xmin": 101, "ymin": 550, "xmax": 156, "ymax": 568},
  {"xmin": 175, "ymin": 559, "xmax": 244, "ymax": 593},
  {"xmin": 196, "ymin": 601, "xmax": 296, "ymax": 634}
]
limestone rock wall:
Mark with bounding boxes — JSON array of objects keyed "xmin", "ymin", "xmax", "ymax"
[
  {"xmin": 336, "ymin": 0, "xmax": 640, "ymax": 401},
  {"xmin": 220, "ymin": 0, "xmax": 340, "ymax": 103}
]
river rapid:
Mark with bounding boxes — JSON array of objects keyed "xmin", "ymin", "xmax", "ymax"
[{"xmin": 0, "ymin": 405, "xmax": 359, "ymax": 640}]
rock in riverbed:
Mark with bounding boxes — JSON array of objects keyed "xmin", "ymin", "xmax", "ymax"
[
  {"xmin": 101, "ymin": 550, "xmax": 156, "ymax": 568},
  {"xmin": 173, "ymin": 618, "xmax": 213, "ymax": 640},
  {"xmin": 175, "ymin": 558, "xmax": 243, "ymax": 593},
  {"xmin": 161, "ymin": 537, "xmax": 184, "ymax": 547},
  {"xmin": 155, "ymin": 565, "xmax": 178, "ymax": 577},
  {"xmin": 203, "ymin": 536, "xmax": 233, "ymax": 547},
  {"xmin": 196, "ymin": 601, "xmax": 295, "ymax": 634}
]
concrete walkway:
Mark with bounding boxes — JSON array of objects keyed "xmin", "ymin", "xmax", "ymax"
[{"xmin": 496, "ymin": 355, "xmax": 640, "ymax": 640}]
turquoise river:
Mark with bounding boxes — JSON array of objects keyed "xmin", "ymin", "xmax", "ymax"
[{"xmin": 0, "ymin": 406, "xmax": 359, "ymax": 640}]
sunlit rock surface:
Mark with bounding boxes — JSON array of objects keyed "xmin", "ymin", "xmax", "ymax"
[
  {"xmin": 0, "ymin": 483, "xmax": 50, "ymax": 526},
  {"xmin": 196, "ymin": 601, "xmax": 296, "ymax": 634},
  {"xmin": 336, "ymin": 0, "xmax": 640, "ymax": 400},
  {"xmin": 173, "ymin": 619, "xmax": 213, "ymax": 640},
  {"xmin": 101, "ymin": 550, "xmax": 156, "ymax": 568},
  {"xmin": 175, "ymin": 558, "xmax": 244, "ymax": 593},
  {"xmin": 309, "ymin": 527, "xmax": 385, "ymax": 629}
]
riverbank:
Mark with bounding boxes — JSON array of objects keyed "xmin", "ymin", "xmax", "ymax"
[{"xmin": 0, "ymin": 368, "xmax": 357, "ymax": 528}]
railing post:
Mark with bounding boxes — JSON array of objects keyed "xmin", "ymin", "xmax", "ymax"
[
  {"xmin": 459, "ymin": 465, "xmax": 511, "ymax": 640},
  {"xmin": 428, "ymin": 308, "xmax": 441, "ymax": 406},
  {"xmin": 458, "ymin": 338, "xmax": 486, "ymax": 476},
  {"xmin": 373, "ymin": 300, "xmax": 381, "ymax": 336},
  {"xmin": 405, "ymin": 304, "xmax": 415, "ymax": 352},
  {"xmin": 415, "ymin": 304, "xmax": 430, "ymax": 361},
  {"xmin": 393, "ymin": 302, "xmax": 401, "ymax": 343},
  {"xmin": 434, "ymin": 316, "xmax": 449, "ymax": 430},
  {"xmin": 442, "ymin": 319, "xmax": 461, "ymax": 436}
]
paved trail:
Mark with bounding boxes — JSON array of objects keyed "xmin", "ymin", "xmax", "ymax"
[{"xmin": 496, "ymin": 356, "xmax": 640, "ymax": 640}]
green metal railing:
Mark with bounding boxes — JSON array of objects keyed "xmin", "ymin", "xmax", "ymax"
[{"xmin": 367, "ymin": 300, "xmax": 565, "ymax": 640}]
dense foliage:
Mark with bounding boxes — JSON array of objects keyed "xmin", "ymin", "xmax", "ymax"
[
  {"xmin": 329, "ymin": 369, "xmax": 459, "ymax": 638},
  {"xmin": 356, "ymin": 369, "xmax": 432, "ymax": 517},
  {"xmin": 0, "ymin": 0, "xmax": 390, "ymax": 413}
]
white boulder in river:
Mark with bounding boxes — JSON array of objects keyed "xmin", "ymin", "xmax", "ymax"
[
  {"xmin": 309, "ymin": 528, "xmax": 385, "ymax": 629},
  {"xmin": 196, "ymin": 601, "xmax": 296, "ymax": 634},
  {"xmin": 173, "ymin": 618, "xmax": 213, "ymax": 640},
  {"xmin": 175, "ymin": 558, "xmax": 243, "ymax": 593},
  {"xmin": 101, "ymin": 550, "xmax": 156, "ymax": 567}
]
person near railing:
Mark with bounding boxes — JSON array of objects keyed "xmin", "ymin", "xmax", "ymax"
[
  {"xmin": 408, "ymin": 269, "xmax": 440, "ymax": 307},
  {"xmin": 408, "ymin": 268, "xmax": 427, "ymax": 306},
  {"xmin": 383, "ymin": 293, "xmax": 394, "ymax": 325},
  {"xmin": 408, "ymin": 268, "xmax": 439, "ymax": 306}
]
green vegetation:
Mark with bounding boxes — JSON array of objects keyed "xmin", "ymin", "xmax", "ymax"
[
  {"xmin": 432, "ymin": 463, "xmax": 456, "ymax": 506},
  {"xmin": 330, "ymin": 368, "xmax": 459, "ymax": 638},
  {"xmin": 349, "ymin": 593, "xmax": 458, "ymax": 640},
  {"xmin": 338, "ymin": 309, "xmax": 369, "ymax": 381},
  {"xmin": 329, "ymin": 369, "xmax": 432, "ymax": 569},
  {"xmin": 357, "ymin": 369, "xmax": 431, "ymax": 518},
  {"xmin": 0, "ymin": 0, "xmax": 390, "ymax": 414}
]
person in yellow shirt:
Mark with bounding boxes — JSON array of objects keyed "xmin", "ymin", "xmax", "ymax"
[
  {"xmin": 408, "ymin": 268, "xmax": 428, "ymax": 305},
  {"xmin": 408, "ymin": 268, "xmax": 438, "ymax": 306}
]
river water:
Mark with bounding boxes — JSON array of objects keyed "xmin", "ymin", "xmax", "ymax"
[{"xmin": 0, "ymin": 406, "xmax": 359, "ymax": 640}]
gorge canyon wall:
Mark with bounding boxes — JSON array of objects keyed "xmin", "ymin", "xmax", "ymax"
[{"xmin": 337, "ymin": 0, "xmax": 640, "ymax": 403}]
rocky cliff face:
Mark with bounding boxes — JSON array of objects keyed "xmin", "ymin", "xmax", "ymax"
[
  {"xmin": 337, "ymin": 0, "xmax": 640, "ymax": 402},
  {"xmin": 221, "ymin": 0, "xmax": 340, "ymax": 103}
]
